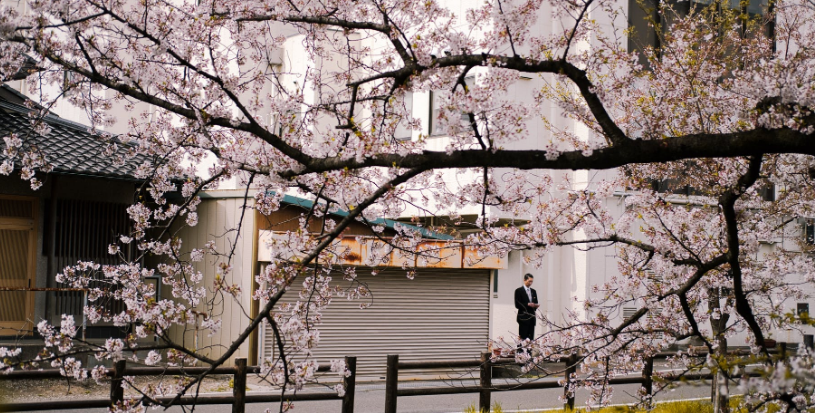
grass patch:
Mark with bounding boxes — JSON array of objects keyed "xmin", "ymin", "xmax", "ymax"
[
  {"xmin": 652, "ymin": 400, "xmax": 713, "ymax": 413},
  {"xmin": 462, "ymin": 396, "xmax": 801, "ymax": 413},
  {"xmin": 463, "ymin": 399, "xmax": 746, "ymax": 413}
]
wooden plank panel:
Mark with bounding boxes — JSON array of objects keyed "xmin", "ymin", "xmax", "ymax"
[
  {"xmin": 0, "ymin": 195, "xmax": 35, "ymax": 332},
  {"xmin": 0, "ymin": 229, "xmax": 28, "ymax": 322},
  {"xmin": 234, "ymin": 198, "xmax": 252, "ymax": 359},
  {"xmin": 224, "ymin": 198, "xmax": 238, "ymax": 359},
  {"xmin": 211, "ymin": 199, "xmax": 227, "ymax": 356},
  {"xmin": 0, "ymin": 197, "xmax": 34, "ymax": 218}
]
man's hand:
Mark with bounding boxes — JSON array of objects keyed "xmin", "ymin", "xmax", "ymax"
[{"xmin": 529, "ymin": 303, "xmax": 540, "ymax": 309}]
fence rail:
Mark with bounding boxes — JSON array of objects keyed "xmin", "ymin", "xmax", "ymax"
[
  {"xmin": 0, "ymin": 357, "xmax": 356, "ymax": 413},
  {"xmin": 0, "ymin": 344, "xmax": 790, "ymax": 413},
  {"xmin": 384, "ymin": 345, "xmax": 782, "ymax": 413}
]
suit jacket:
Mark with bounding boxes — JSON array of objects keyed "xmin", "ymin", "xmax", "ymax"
[{"xmin": 515, "ymin": 286, "xmax": 539, "ymax": 325}]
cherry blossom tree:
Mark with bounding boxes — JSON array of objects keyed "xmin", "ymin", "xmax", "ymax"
[{"xmin": 2, "ymin": 0, "xmax": 815, "ymax": 411}]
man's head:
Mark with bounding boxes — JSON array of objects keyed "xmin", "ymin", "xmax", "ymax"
[{"xmin": 523, "ymin": 273, "xmax": 534, "ymax": 287}]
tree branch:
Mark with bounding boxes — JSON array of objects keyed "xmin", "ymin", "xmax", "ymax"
[
  {"xmin": 719, "ymin": 155, "xmax": 768, "ymax": 353},
  {"xmin": 277, "ymin": 126, "xmax": 811, "ymax": 177}
]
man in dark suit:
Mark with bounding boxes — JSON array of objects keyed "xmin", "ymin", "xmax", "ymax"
[{"xmin": 514, "ymin": 273, "xmax": 539, "ymax": 353}]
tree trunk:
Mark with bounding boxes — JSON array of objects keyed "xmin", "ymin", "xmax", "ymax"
[
  {"xmin": 712, "ymin": 335, "xmax": 729, "ymax": 413},
  {"xmin": 708, "ymin": 287, "xmax": 731, "ymax": 413}
]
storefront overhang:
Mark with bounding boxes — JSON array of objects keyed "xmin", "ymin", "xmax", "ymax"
[{"xmin": 257, "ymin": 231, "xmax": 506, "ymax": 269}]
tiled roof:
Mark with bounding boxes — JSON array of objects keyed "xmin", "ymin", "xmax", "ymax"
[
  {"xmin": 0, "ymin": 93, "xmax": 150, "ymax": 182},
  {"xmin": 2, "ymin": 55, "xmax": 41, "ymax": 81}
]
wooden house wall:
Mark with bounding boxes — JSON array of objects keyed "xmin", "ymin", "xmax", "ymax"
[
  {"xmin": 0, "ymin": 174, "xmax": 136, "ymax": 335},
  {"xmin": 168, "ymin": 196, "xmax": 257, "ymax": 363}
]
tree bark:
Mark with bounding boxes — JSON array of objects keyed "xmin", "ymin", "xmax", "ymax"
[
  {"xmin": 709, "ymin": 287, "xmax": 731, "ymax": 413},
  {"xmin": 713, "ymin": 335, "xmax": 729, "ymax": 413}
]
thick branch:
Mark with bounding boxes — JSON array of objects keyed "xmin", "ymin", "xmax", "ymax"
[
  {"xmin": 282, "ymin": 127, "xmax": 812, "ymax": 176},
  {"xmin": 719, "ymin": 155, "xmax": 768, "ymax": 352}
]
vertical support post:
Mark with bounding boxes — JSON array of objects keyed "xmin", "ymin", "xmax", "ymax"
[
  {"xmin": 564, "ymin": 355, "xmax": 577, "ymax": 411},
  {"xmin": 232, "ymin": 358, "xmax": 247, "ymax": 413},
  {"xmin": 479, "ymin": 352, "xmax": 492, "ymax": 413},
  {"xmin": 81, "ymin": 290, "xmax": 88, "ymax": 341},
  {"xmin": 384, "ymin": 355, "xmax": 399, "ymax": 413},
  {"xmin": 342, "ymin": 356, "xmax": 357, "ymax": 413},
  {"xmin": 110, "ymin": 359, "xmax": 126, "ymax": 406},
  {"xmin": 642, "ymin": 357, "xmax": 654, "ymax": 401},
  {"xmin": 779, "ymin": 342, "xmax": 787, "ymax": 361},
  {"xmin": 45, "ymin": 180, "xmax": 57, "ymax": 324}
]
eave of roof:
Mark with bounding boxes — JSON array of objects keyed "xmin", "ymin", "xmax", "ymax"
[
  {"xmin": 2, "ymin": 56, "xmax": 42, "ymax": 82},
  {"xmin": 279, "ymin": 193, "xmax": 454, "ymax": 240}
]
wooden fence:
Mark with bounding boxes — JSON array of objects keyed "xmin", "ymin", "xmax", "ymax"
[
  {"xmin": 0, "ymin": 357, "xmax": 357, "ymax": 413},
  {"xmin": 384, "ymin": 352, "xmax": 724, "ymax": 413},
  {"xmin": 0, "ymin": 345, "xmax": 787, "ymax": 413}
]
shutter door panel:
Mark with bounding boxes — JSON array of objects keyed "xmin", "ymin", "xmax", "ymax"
[{"xmin": 262, "ymin": 268, "xmax": 490, "ymax": 379}]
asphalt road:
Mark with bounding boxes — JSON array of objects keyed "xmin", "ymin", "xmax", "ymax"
[{"xmin": 13, "ymin": 378, "xmax": 716, "ymax": 413}]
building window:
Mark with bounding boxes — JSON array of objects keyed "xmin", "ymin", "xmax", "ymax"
[
  {"xmin": 62, "ymin": 70, "xmax": 77, "ymax": 97},
  {"xmin": 759, "ymin": 183, "xmax": 775, "ymax": 202},
  {"xmin": 429, "ymin": 90, "xmax": 444, "ymax": 136},
  {"xmin": 650, "ymin": 178, "xmax": 704, "ymax": 196},
  {"xmin": 273, "ymin": 110, "xmax": 302, "ymax": 136},
  {"xmin": 377, "ymin": 92, "xmax": 413, "ymax": 142},
  {"xmin": 798, "ymin": 303, "xmax": 809, "ymax": 317},
  {"xmin": 429, "ymin": 77, "xmax": 474, "ymax": 136},
  {"xmin": 394, "ymin": 92, "xmax": 413, "ymax": 141},
  {"xmin": 628, "ymin": 0, "xmax": 771, "ymax": 67}
]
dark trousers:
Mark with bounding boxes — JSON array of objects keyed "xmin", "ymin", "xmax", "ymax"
[
  {"xmin": 518, "ymin": 321, "xmax": 535, "ymax": 342},
  {"xmin": 518, "ymin": 321, "xmax": 535, "ymax": 354}
]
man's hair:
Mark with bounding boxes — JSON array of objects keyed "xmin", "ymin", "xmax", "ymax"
[{"xmin": 523, "ymin": 273, "xmax": 534, "ymax": 280}]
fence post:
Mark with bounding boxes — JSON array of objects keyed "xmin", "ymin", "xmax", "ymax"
[
  {"xmin": 642, "ymin": 357, "xmax": 654, "ymax": 401},
  {"xmin": 232, "ymin": 358, "xmax": 247, "ymax": 413},
  {"xmin": 564, "ymin": 355, "xmax": 577, "ymax": 411},
  {"xmin": 110, "ymin": 359, "xmax": 127, "ymax": 406},
  {"xmin": 479, "ymin": 352, "xmax": 492, "ymax": 413},
  {"xmin": 342, "ymin": 356, "xmax": 357, "ymax": 413},
  {"xmin": 385, "ymin": 355, "xmax": 399, "ymax": 413}
]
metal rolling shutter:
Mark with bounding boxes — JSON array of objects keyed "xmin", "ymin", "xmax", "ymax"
[{"xmin": 261, "ymin": 268, "xmax": 490, "ymax": 379}]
